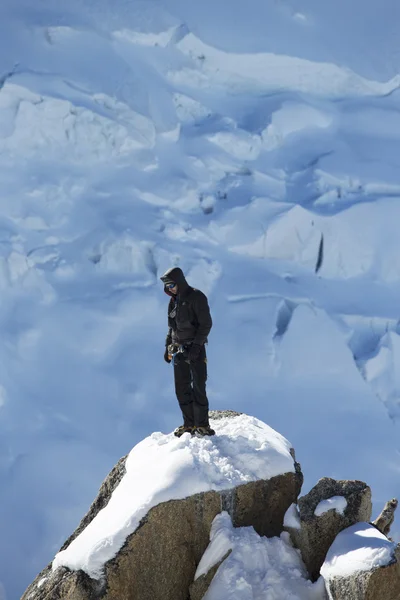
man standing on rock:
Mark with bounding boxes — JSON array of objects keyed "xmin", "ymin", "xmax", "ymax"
[{"xmin": 161, "ymin": 267, "xmax": 215, "ymax": 437}]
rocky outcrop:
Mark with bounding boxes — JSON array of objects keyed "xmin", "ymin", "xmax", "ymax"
[
  {"xmin": 371, "ymin": 498, "xmax": 398, "ymax": 536},
  {"xmin": 322, "ymin": 526, "xmax": 400, "ymax": 600},
  {"xmin": 21, "ymin": 407, "xmax": 400, "ymax": 600},
  {"xmin": 285, "ymin": 477, "xmax": 372, "ymax": 581},
  {"xmin": 23, "ymin": 476, "xmax": 302, "ymax": 600},
  {"xmin": 22, "ymin": 412, "xmax": 302, "ymax": 600},
  {"xmin": 208, "ymin": 409, "xmax": 242, "ymax": 419},
  {"xmin": 326, "ymin": 566, "xmax": 400, "ymax": 600},
  {"xmin": 324, "ymin": 550, "xmax": 400, "ymax": 600}
]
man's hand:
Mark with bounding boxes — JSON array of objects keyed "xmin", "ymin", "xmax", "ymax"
[
  {"xmin": 189, "ymin": 343, "xmax": 202, "ymax": 362},
  {"xmin": 164, "ymin": 347, "xmax": 172, "ymax": 363}
]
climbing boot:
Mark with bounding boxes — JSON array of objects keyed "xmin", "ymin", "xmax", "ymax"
[
  {"xmin": 174, "ymin": 425, "xmax": 194, "ymax": 437},
  {"xmin": 193, "ymin": 425, "xmax": 215, "ymax": 437}
]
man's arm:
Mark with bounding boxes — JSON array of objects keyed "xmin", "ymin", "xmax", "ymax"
[
  {"xmin": 192, "ymin": 292, "xmax": 212, "ymax": 345},
  {"xmin": 167, "ymin": 298, "xmax": 176, "ymax": 345}
]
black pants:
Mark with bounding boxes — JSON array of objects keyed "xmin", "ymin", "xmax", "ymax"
[{"xmin": 173, "ymin": 346, "xmax": 209, "ymax": 427}]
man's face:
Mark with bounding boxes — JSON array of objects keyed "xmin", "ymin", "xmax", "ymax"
[{"xmin": 166, "ymin": 282, "xmax": 178, "ymax": 294}]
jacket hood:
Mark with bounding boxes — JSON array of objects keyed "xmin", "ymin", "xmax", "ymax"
[{"xmin": 160, "ymin": 267, "xmax": 190, "ymax": 294}]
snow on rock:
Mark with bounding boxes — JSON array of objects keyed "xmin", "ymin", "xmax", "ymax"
[
  {"xmin": 286, "ymin": 478, "xmax": 372, "ymax": 583},
  {"xmin": 314, "ymin": 496, "xmax": 347, "ymax": 517},
  {"xmin": 284, "ymin": 503, "xmax": 302, "ymax": 530},
  {"xmin": 321, "ymin": 522, "xmax": 397, "ymax": 580},
  {"xmin": 36, "ymin": 577, "xmax": 48, "ymax": 589},
  {"xmin": 195, "ymin": 512, "xmax": 233, "ymax": 580},
  {"xmin": 52, "ymin": 414, "xmax": 295, "ymax": 579},
  {"xmin": 196, "ymin": 512, "xmax": 325, "ymax": 600}
]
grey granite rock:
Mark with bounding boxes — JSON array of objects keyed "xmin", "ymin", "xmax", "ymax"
[
  {"xmin": 325, "ymin": 544, "xmax": 400, "ymax": 600},
  {"xmin": 189, "ymin": 550, "xmax": 232, "ymax": 600},
  {"xmin": 285, "ymin": 477, "xmax": 372, "ymax": 581}
]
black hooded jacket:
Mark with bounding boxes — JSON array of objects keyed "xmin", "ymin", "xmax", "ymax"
[{"xmin": 160, "ymin": 267, "xmax": 212, "ymax": 346}]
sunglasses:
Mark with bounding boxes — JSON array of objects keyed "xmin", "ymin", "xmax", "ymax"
[{"xmin": 165, "ymin": 282, "xmax": 176, "ymax": 289}]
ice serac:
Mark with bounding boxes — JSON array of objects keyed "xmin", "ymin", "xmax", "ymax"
[{"xmin": 21, "ymin": 411, "xmax": 303, "ymax": 600}]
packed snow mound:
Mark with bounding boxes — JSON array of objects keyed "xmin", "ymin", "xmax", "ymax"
[
  {"xmin": 195, "ymin": 512, "xmax": 325, "ymax": 600},
  {"xmin": 321, "ymin": 522, "xmax": 397, "ymax": 580},
  {"xmin": 53, "ymin": 414, "xmax": 295, "ymax": 579}
]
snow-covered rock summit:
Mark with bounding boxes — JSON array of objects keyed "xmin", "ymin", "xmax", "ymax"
[
  {"xmin": 22, "ymin": 411, "xmax": 303, "ymax": 600},
  {"xmin": 53, "ymin": 411, "xmax": 297, "ymax": 578}
]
